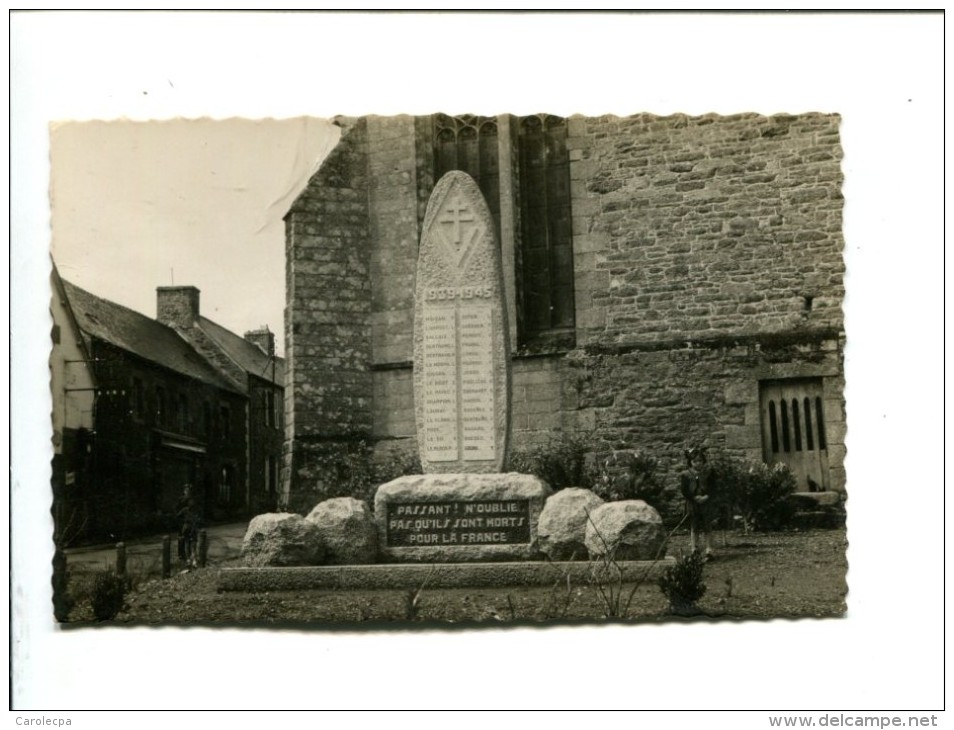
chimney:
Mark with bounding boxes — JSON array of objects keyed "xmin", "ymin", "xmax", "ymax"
[
  {"xmin": 157, "ymin": 286, "xmax": 200, "ymax": 329},
  {"xmin": 244, "ymin": 327, "xmax": 275, "ymax": 357}
]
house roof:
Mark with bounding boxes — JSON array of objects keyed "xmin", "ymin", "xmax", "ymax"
[
  {"xmin": 60, "ymin": 279, "xmax": 241, "ymax": 393},
  {"xmin": 196, "ymin": 316, "xmax": 285, "ymax": 387}
]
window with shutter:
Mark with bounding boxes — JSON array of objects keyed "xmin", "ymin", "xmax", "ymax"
[{"xmin": 759, "ymin": 378, "xmax": 830, "ymax": 491}]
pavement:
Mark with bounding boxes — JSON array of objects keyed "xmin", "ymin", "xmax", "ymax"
[{"xmin": 64, "ymin": 521, "xmax": 249, "ymax": 573}]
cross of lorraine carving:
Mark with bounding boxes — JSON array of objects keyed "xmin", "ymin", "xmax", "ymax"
[{"xmin": 435, "ymin": 189, "xmax": 484, "ymax": 271}]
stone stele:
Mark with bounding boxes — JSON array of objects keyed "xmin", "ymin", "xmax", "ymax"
[
  {"xmin": 413, "ymin": 170, "xmax": 511, "ymax": 474},
  {"xmin": 584, "ymin": 500, "xmax": 667, "ymax": 562},
  {"xmin": 374, "ymin": 474, "xmax": 551, "ymax": 562}
]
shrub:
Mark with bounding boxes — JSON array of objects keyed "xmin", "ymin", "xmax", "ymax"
[
  {"xmin": 589, "ymin": 450, "xmax": 660, "ymax": 501},
  {"xmin": 371, "ymin": 448, "xmax": 422, "ymax": 485},
  {"xmin": 737, "ymin": 462, "xmax": 798, "ymax": 531},
  {"xmin": 658, "ymin": 550, "xmax": 708, "ymax": 616},
  {"xmin": 702, "ymin": 451, "xmax": 797, "ymax": 531},
  {"xmin": 701, "ymin": 450, "xmax": 744, "ymax": 530},
  {"xmin": 90, "ymin": 570, "xmax": 126, "ymax": 621},
  {"xmin": 509, "ymin": 431, "xmax": 593, "ymax": 490}
]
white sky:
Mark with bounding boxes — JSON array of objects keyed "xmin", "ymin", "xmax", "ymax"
[
  {"xmin": 10, "ymin": 10, "xmax": 947, "ymax": 719},
  {"xmin": 51, "ymin": 117, "xmax": 338, "ymax": 354}
]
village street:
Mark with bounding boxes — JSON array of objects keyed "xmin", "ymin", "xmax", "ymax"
[{"xmin": 63, "ymin": 521, "xmax": 248, "ymax": 574}]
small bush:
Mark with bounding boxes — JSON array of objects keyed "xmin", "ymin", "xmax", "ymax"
[
  {"xmin": 590, "ymin": 450, "xmax": 661, "ymax": 502},
  {"xmin": 509, "ymin": 431, "xmax": 593, "ymax": 490},
  {"xmin": 371, "ymin": 448, "xmax": 422, "ymax": 485},
  {"xmin": 90, "ymin": 571, "xmax": 126, "ymax": 621},
  {"xmin": 702, "ymin": 451, "xmax": 797, "ymax": 532},
  {"xmin": 737, "ymin": 462, "xmax": 797, "ymax": 531},
  {"xmin": 658, "ymin": 550, "xmax": 708, "ymax": 616},
  {"xmin": 588, "ymin": 450, "xmax": 682, "ymax": 524}
]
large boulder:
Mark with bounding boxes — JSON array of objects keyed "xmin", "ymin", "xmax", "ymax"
[
  {"xmin": 306, "ymin": 497, "xmax": 378, "ymax": 565},
  {"xmin": 536, "ymin": 488, "xmax": 605, "ymax": 561},
  {"xmin": 241, "ymin": 513, "xmax": 326, "ymax": 567},
  {"xmin": 584, "ymin": 500, "xmax": 667, "ymax": 562}
]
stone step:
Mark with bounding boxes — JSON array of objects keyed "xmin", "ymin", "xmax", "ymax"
[{"xmin": 218, "ymin": 558, "xmax": 676, "ymax": 592}]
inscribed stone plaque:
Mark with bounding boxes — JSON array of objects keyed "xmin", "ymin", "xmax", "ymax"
[
  {"xmin": 374, "ymin": 474, "xmax": 550, "ymax": 563},
  {"xmin": 414, "ymin": 171, "xmax": 511, "ymax": 473},
  {"xmin": 385, "ymin": 500, "xmax": 532, "ymax": 547}
]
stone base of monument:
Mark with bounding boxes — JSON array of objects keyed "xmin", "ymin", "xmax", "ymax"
[
  {"xmin": 373, "ymin": 473, "xmax": 550, "ymax": 563},
  {"xmin": 217, "ymin": 557, "xmax": 676, "ymax": 592}
]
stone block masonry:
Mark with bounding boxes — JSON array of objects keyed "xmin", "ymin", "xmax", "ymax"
[
  {"xmin": 283, "ymin": 118, "xmax": 374, "ymax": 512},
  {"xmin": 284, "ymin": 112, "xmax": 847, "ymax": 511},
  {"xmin": 568, "ymin": 113, "xmax": 844, "ymax": 349}
]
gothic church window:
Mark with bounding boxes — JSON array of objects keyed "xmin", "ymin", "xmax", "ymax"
[
  {"xmin": 517, "ymin": 114, "xmax": 575, "ymax": 346},
  {"xmin": 433, "ymin": 114, "xmax": 500, "ymax": 238},
  {"xmin": 432, "ymin": 113, "xmax": 575, "ymax": 350}
]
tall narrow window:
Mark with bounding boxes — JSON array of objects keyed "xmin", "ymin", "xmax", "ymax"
[
  {"xmin": 431, "ymin": 113, "xmax": 576, "ymax": 350},
  {"xmin": 768, "ymin": 400, "xmax": 779, "ymax": 453},
  {"xmin": 816, "ymin": 397, "xmax": 827, "ymax": 450},
  {"xmin": 791, "ymin": 398, "xmax": 802, "ymax": 451},
  {"xmin": 780, "ymin": 399, "xmax": 791, "ymax": 452},
  {"xmin": 804, "ymin": 397, "xmax": 815, "ymax": 451},
  {"xmin": 518, "ymin": 114, "xmax": 575, "ymax": 347},
  {"xmin": 434, "ymin": 114, "xmax": 500, "ymax": 238}
]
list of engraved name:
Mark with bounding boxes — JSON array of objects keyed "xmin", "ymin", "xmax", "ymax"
[{"xmin": 423, "ymin": 295, "xmax": 495, "ymax": 463}]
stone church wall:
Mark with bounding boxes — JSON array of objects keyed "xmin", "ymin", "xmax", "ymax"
[{"xmin": 283, "ymin": 113, "xmax": 845, "ymax": 512}]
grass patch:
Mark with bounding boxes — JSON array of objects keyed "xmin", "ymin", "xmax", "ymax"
[{"xmin": 62, "ymin": 528, "xmax": 847, "ymax": 624}]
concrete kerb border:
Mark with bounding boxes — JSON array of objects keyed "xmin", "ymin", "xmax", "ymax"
[{"xmin": 218, "ymin": 558, "xmax": 677, "ymax": 592}]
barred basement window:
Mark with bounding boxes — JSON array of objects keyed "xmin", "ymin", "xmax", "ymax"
[
  {"xmin": 517, "ymin": 114, "xmax": 575, "ymax": 348},
  {"xmin": 803, "ymin": 397, "xmax": 814, "ymax": 450},
  {"xmin": 759, "ymin": 379, "xmax": 831, "ymax": 491},
  {"xmin": 791, "ymin": 398, "xmax": 802, "ymax": 451},
  {"xmin": 768, "ymin": 400, "xmax": 779, "ymax": 453}
]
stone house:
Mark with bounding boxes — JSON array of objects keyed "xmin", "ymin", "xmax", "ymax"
[
  {"xmin": 52, "ymin": 271, "xmax": 284, "ymax": 543},
  {"xmin": 281, "ymin": 113, "xmax": 845, "ymax": 512}
]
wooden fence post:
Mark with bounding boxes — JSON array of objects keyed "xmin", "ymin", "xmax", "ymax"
[
  {"xmin": 115, "ymin": 542, "xmax": 126, "ymax": 577},
  {"xmin": 198, "ymin": 530, "xmax": 208, "ymax": 568},
  {"xmin": 161, "ymin": 535, "xmax": 171, "ymax": 579}
]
